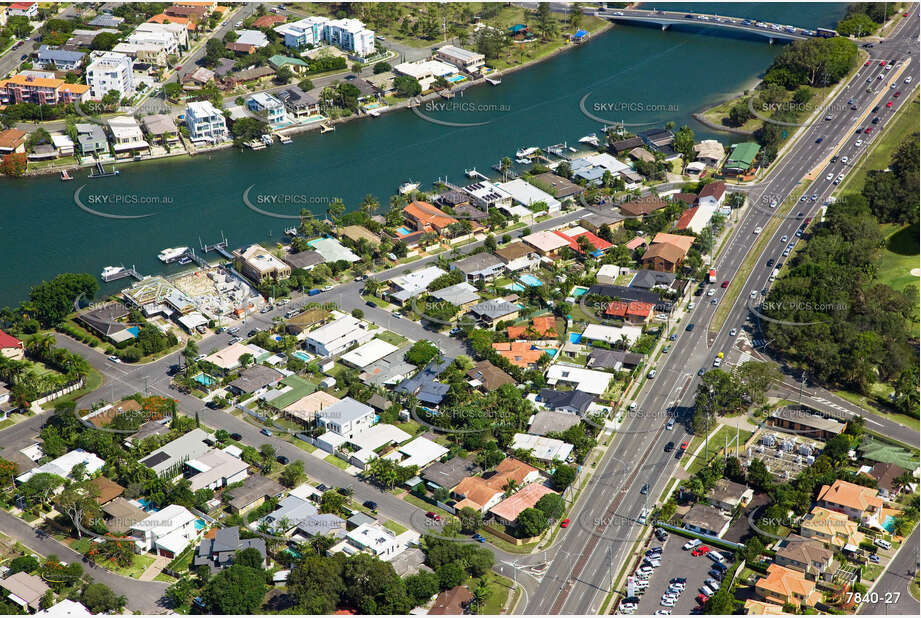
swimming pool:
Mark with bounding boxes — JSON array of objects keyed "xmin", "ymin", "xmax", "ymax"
[
  {"xmin": 446, "ymin": 74, "xmax": 466, "ymax": 83},
  {"xmin": 127, "ymin": 325, "xmax": 140, "ymax": 337},
  {"xmin": 504, "ymin": 282, "xmax": 525, "ymax": 292},
  {"xmin": 569, "ymin": 333, "xmax": 582, "ymax": 344},
  {"xmin": 396, "ymin": 226, "xmax": 413, "ymax": 236},
  {"xmin": 882, "ymin": 515, "xmax": 896, "ymax": 532},
  {"xmin": 194, "ymin": 519, "xmax": 207, "ymax": 531},
  {"xmin": 193, "ymin": 373, "xmax": 216, "ymax": 387},
  {"xmin": 571, "ymin": 286, "xmax": 589, "ymax": 298},
  {"xmin": 364, "ymin": 102, "xmax": 384, "ymax": 110},
  {"xmin": 520, "ymin": 274, "xmax": 543, "ymax": 287},
  {"xmin": 293, "ymin": 351, "xmax": 311, "ymax": 362},
  {"xmin": 137, "ymin": 498, "xmax": 158, "ymax": 512},
  {"xmin": 301, "ymin": 114, "xmax": 325, "ymax": 123}
]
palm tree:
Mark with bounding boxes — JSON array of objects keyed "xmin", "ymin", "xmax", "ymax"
[
  {"xmin": 470, "ymin": 583, "xmax": 491, "ymax": 612},
  {"xmin": 503, "ymin": 478, "xmax": 518, "ymax": 497}
]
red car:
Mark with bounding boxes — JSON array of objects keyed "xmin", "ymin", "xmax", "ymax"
[
  {"xmin": 680, "ymin": 440, "xmax": 689, "ymax": 450},
  {"xmin": 426, "ymin": 511, "xmax": 442, "ymax": 522},
  {"xmin": 720, "ymin": 280, "xmax": 729, "ymax": 288},
  {"xmin": 560, "ymin": 518, "xmax": 570, "ymax": 528},
  {"xmin": 865, "ymin": 127, "xmax": 873, "ymax": 134},
  {"xmin": 894, "ymin": 91, "xmax": 901, "ymax": 97},
  {"xmin": 697, "ymin": 594, "xmax": 710, "ymax": 604},
  {"xmin": 887, "ymin": 101, "xmax": 894, "ymax": 107},
  {"xmin": 699, "ymin": 545, "xmax": 710, "ymax": 554},
  {"xmin": 904, "ymin": 11, "xmax": 909, "ymax": 16},
  {"xmin": 880, "ymin": 61, "xmax": 887, "ymax": 66}
]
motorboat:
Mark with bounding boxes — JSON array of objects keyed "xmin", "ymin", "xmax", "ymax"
[
  {"xmin": 158, "ymin": 247, "xmax": 189, "ymax": 263},
  {"xmin": 399, "ymin": 181, "xmax": 420, "ymax": 194}
]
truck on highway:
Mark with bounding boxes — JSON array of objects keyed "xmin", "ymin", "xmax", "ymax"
[
  {"xmin": 708, "ymin": 269, "xmax": 716, "ymax": 283},
  {"xmin": 770, "ymin": 268, "xmax": 780, "ymax": 282},
  {"xmin": 308, "ymin": 289, "xmax": 322, "ymax": 296}
]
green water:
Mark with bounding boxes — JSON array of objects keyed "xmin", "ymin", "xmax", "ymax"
[{"xmin": 0, "ymin": 3, "xmax": 845, "ymax": 307}]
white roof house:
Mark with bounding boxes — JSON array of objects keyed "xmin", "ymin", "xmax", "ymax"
[
  {"xmin": 36, "ymin": 600, "xmax": 91, "ymax": 616},
  {"xmin": 309, "ymin": 237, "xmax": 360, "ymax": 263},
  {"xmin": 340, "ymin": 338, "xmax": 400, "ymax": 369},
  {"xmin": 581, "ymin": 324, "xmax": 643, "ymax": 347},
  {"xmin": 389, "ymin": 265, "xmax": 447, "ymax": 304},
  {"xmin": 584, "ymin": 152, "xmax": 632, "ymax": 175},
  {"xmin": 511, "ymin": 433, "xmax": 574, "ymax": 462},
  {"xmin": 16, "ymin": 449, "xmax": 105, "ymax": 484},
  {"xmin": 522, "ymin": 230, "xmax": 571, "ymax": 254},
  {"xmin": 203, "ymin": 341, "xmax": 259, "ymax": 371},
  {"xmin": 545, "ymin": 365, "xmax": 613, "ymax": 395},
  {"xmin": 185, "ymin": 449, "xmax": 250, "ymax": 491},
  {"xmin": 384, "ymin": 436, "xmax": 449, "ymax": 470},
  {"xmin": 393, "ymin": 59, "xmax": 456, "ymax": 80},
  {"xmin": 138, "ymin": 428, "xmax": 211, "ymax": 477},
  {"xmin": 130, "ymin": 504, "xmax": 198, "ymax": 554},
  {"xmin": 316, "ymin": 396, "xmax": 375, "ymax": 439},
  {"xmin": 303, "ymin": 313, "xmax": 374, "ymax": 357},
  {"xmin": 50, "ymin": 134, "xmax": 75, "ymax": 153},
  {"xmin": 235, "ymin": 29, "xmax": 269, "ymax": 48},
  {"xmin": 497, "ymin": 178, "xmax": 562, "ymax": 213},
  {"xmin": 332, "ymin": 522, "xmax": 405, "ymax": 560}
]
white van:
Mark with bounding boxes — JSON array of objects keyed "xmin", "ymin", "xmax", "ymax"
[
  {"xmin": 683, "ymin": 538, "xmax": 702, "ymax": 550},
  {"xmin": 874, "ymin": 538, "xmax": 892, "ymax": 550},
  {"xmin": 708, "ymin": 551, "xmax": 725, "ymax": 563},
  {"xmin": 770, "ymin": 268, "xmax": 780, "ymax": 282}
]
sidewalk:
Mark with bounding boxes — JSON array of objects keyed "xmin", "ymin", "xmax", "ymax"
[{"xmin": 138, "ymin": 555, "xmax": 170, "ymax": 581}]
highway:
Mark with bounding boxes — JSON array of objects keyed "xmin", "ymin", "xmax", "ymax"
[
  {"xmin": 521, "ymin": 8, "xmax": 920, "ymax": 614},
  {"xmin": 597, "ymin": 7, "xmax": 810, "ymax": 41}
]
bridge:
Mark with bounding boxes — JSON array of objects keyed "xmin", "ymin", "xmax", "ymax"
[{"xmin": 595, "ymin": 8, "xmax": 814, "ymax": 43}]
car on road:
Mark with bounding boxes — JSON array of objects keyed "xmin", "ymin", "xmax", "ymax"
[
  {"xmin": 811, "ymin": 193, "xmax": 818, "ymax": 201},
  {"xmin": 322, "ymin": 285, "xmax": 334, "ymax": 292},
  {"xmin": 766, "ymin": 258, "xmax": 775, "ymax": 267},
  {"xmin": 865, "ymin": 127, "xmax": 873, "ymax": 134},
  {"xmin": 815, "ymin": 137, "xmax": 823, "ymax": 143},
  {"xmin": 713, "ymin": 356, "xmax": 722, "ymax": 367},
  {"xmin": 230, "ymin": 433, "xmax": 242, "ymax": 441},
  {"xmin": 729, "ymin": 328, "xmax": 737, "ymax": 336},
  {"xmin": 666, "ymin": 418, "xmax": 675, "ymax": 430},
  {"xmin": 195, "ymin": 354, "xmax": 207, "ymax": 361},
  {"xmin": 662, "ymin": 345, "xmax": 670, "ymax": 353},
  {"xmin": 647, "ymin": 369, "xmax": 657, "ymax": 379},
  {"xmin": 261, "ymin": 428, "xmax": 272, "ymax": 436},
  {"xmin": 425, "ymin": 511, "xmax": 442, "ymax": 522},
  {"xmin": 640, "ymin": 483, "xmax": 649, "ymax": 495},
  {"xmin": 825, "ymin": 172, "xmax": 834, "ymax": 180},
  {"xmin": 894, "ymin": 91, "xmax": 901, "ymax": 97},
  {"xmin": 472, "ymin": 533, "xmax": 486, "ymax": 543},
  {"xmin": 706, "ymin": 288, "xmax": 715, "ymax": 296},
  {"xmin": 754, "ymin": 226, "xmax": 762, "ymax": 234},
  {"xmin": 769, "ymin": 199, "xmax": 777, "ymax": 208},
  {"xmin": 108, "ymin": 355, "xmax": 121, "ymax": 363},
  {"xmin": 669, "ymin": 333, "xmax": 677, "ymax": 341},
  {"xmin": 841, "ymin": 156, "xmax": 849, "ymax": 164},
  {"xmin": 366, "ymin": 300, "xmax": 377, "ymax": 308},
  {"xmin": 560, "ymin": 518, "xmax": 570, "ymax": 528},
  {"xmin": 698, "ymin": 367, "xmax": 706, "ymax": 376},
  {"xmin": 780, "ymin": 235, "xmax": 788, "ymax": 243},
  {"xmin": 277, "ymin": 455, "xmax": 289, "ymax": 465},
  {"xmin": 665, "ymin": 441, "xmax": 675, "ymax": 452},
  {"xmin": 872, "ymin": 116, "xmax": 881, "ymax": 124},
  {"xmin": 887, "ymin": 100, "xmax": 893, "ymax": 107},
  {"xmin": 906, "ymin": 76, "xmax": 913, "ymax": 84},
  {"xmin": 227, "ymin": 326, "xmax": 241, "ymax": 334},
  {"xmin": 363, "ymin": 500, "xmax": 378, "ymax": 511},
  {"xmin": 248, "ymin": 329, "xmax": 259, "ymax": 337},
  {"xmin": 721, "ymin": 280, "xmax": 729, "ymax": 288},
  {"xmin": 705, "ymin": 578, "xmax": 720, "ymax": 589}
]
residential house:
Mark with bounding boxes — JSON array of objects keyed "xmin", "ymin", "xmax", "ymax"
[
  {"xmin": 467, "ymin": 360, "xmax": 515, "ymax": 392},
  {"xmin": 864, "ymin": 462, "xmax": 909, "ymax": 499},
  {"xmin": 580, "ymin": 211, "xmax": 624, "ymax": 234},
  {"xmin": 545, "ymin": 365, "xmax": 612, "ymax": 395},
  {"xmin": 800, "ymin": 507, "xmax": 865, "ymax": 550},
  {"xmin": 317, "ymin": 397, "xmax": 375, "ymax": 440},
  {"xmin": 282, "ymin": 307, "xmax": 329, "ymax": 339},
  {"xmin": 106, "ymin": 115, "xmax": 150, "ymax": 159},
  {"xmin": 497, "ymin": 178, "xmax": 561, "ymax": 214},
  {"xmin": 302, "ymin": 313, "xmax": 374, "ymax": 356},
  {"xmin": 6, "ymin": 2, "xmax": 38, "ymax": 18},
  {"xmin": 86, "ymin": 52, "xmax": 135, "ymax": 99},
  {"xmin": 489, "ymin": 482, "xmax": 557, "ymax": 526},
  {"xmin": 50, "ymin": 134, "xmax": 74, "ymax": 157},
  {"xmin": 538, "ymin": 388, "xmax": 595, "ymax": 415},
  {"xmin": 682, "ymin": 503, "xmax": 731, "ymax": 538},
  {"xmin": 284, "ymin": 391, "xmax": 340, "ymax": 426},
  {"xmin": 403, "ymin": 200, "xmax": 458, "ymax": 235},
  {"xmin": 340, "ymin": 339, "xmax": 400, "ymax": 370},
  {"xmin": 394, "ymin": 358, "xmax": 451, "ymax": 406},
  {"xmin": 470, "ymin": 299, "xmax": 520, "ymax": 328},
  {"xmin": 253, "ymin": 15, "xmax": 287, "ymax": 29},
  {"xmin": 463, "ymin": 181, "xmax": 515, "ymax": 215},
  {"xmin": 185, "ymin": 449, "xmax": 249, "ymax": 491},
  {"xmin": 393, "ymin": 59, "xmax": 456, "ymax": 90},
  {"xmin": 620, "ymin": 195, "xmax": 667, "ymax": 217},
  {"xmin": 707, "ymin": 478, "xmax": 754, "ymax": 512},
  {"xmin": 511, "ymin": 433, "xmax": 573, "ymax": 462},
  {"xmin": 308, "ymin": 237, "xmax": 360, "ymax": 264},
  {"xmin": 233, "ymin": 244, "xmax": 291, "ymax": 284},
  {"xmin": 246, "ymin": 91, "xmax": 288, "ymax": 128},
  {"xmin": 235, "ymin": 29, "xmax": 269, "ymax": 49},
  {"xmin": 256, "ymin": 495, "xmax": 318, "ymax": 534},
  {"xmin": 422, "ymin": 457, "xmax": 481, "ymax": 491},
  {"xmin": 430, "ymin": 585, "xmax": 473, "ymax": 615},
  {"xmin": 610, "ymin": 136, "xmax": 644, "ymax": 154},
  {"xmin": 553, "ymin": 228, "xmax": 612, "ymax": 256},
  {"xmin": 528, "ymin": 410, "xmax": 582, "ymax": 436},
  {"xmin": 531, "ymin": 172, "xmax": 584, "ymax": 201},
  {"xmin": 330, "ymin": 522, "xmax": 406, "ymax": 560},
  {"xmin": 131, "ymin": 504, "xmax": 199, "ymax": 557},
  {"xmin": 139, "ymin": 428, "xmax": 211, "ymax": 478},
  {"xmin": 35, "ymin": 600, "xmax": 91, "ymax": 616},
  {"xmin": 225, "ymin": 475, "xmax": 285, "ymax": 515},
  {"xmin": 754, "ymin": 564, "xmax": 822, "ymax": 610},
  {"xmin": 388, "ymin": 266, "xmax": 447, "ymax": 306},
  {"xmin": 507, "ymin": 316, "xmax": 557, "ymax": 341},
  {"xmin": 638, "ymin": 128, "xmax": 677, "ymax": 158},
  {"xmin": 769, "ymin": 407, "xmax": 846, "ymax": 441},
  {"xmin": 641, "ymin": 233, "xmax": 695, "ymax": 273},
  {"xmin": 340, "ymin": 225, "xmax": 381, "ymax": 247},
  {"xmin": 694, "ymin": 139, "xmax": 725, "ymax": 167},
  {"xmin": 431, "ymin": 282, "xmax": 480, "ymax": 311},
  {"xmin": 0, "ymin": 129, "xmax": 26, "ymax": 155},
  {"xmin": 743, "ymin": 600, "xmax": 787, "ymax": 615},
  {"xmin": 16, "ymin": 449, "xmax": 105, "ymax": 484},
  {"xmin": 0, "ymin": 329, "xmax": 24, "ymax": 360},
  {"xmin": 774, "ymin": 534, "xmax": 835, "ymax": 581},
  {"xmin": 724, "ymin": 142, "xmax": 761, "ymax": 176},
  {"xmin": 521, "ymin": 230, "xmax": 570, "ymax": 257},
  {"xmin": 89, "ymin": 476, "xmax": 124, "ymax": 505},
  {"xmin": 36, "ymin": 46, "xmax": 85, "ymax": 71},
  {"xmin": 185, "ymin": 100, "xmax": 228, "ymax": 143},
  {"xmin": 323, "ymin": 18, "xmax": 375, "ymax": 56},
  {"xmin": 697, "ymin": 181, "xmax": 727, "ymax": 209},
  {"xmin": 628, "ymin": 146, "xmax": 655, "ymax": 163},
  {"xmin": 816, "ymin": 479, "xmax": 883, "ymax": 522},
  {"xmin": 492, "ymin": 341, "xmax": 546, "ymax": 370},
  {"xmin": 435, "ymin": 45, "xmax": 485, "ymax": 73},
  {"xmin": 227, "ymin": 365, "xmax": 283, "ymax": 396},
  {"xmin": 1, "ymin": 572, "xmax": 49, "ymax": 613},
  {"xmin": 75, "ymin": 123, "xmax": 108, "ymax": 156},
  {"xmin": 282, "ymin": 249, "xmax": 324, "ymax": 271},
  {"xmin": 494, "ymin": 241, "xmax": 540, "ymax": 272},
  {"xmin": 674, "ymin": 204, "xmax": 716, "ymax": 235},
  {"xmin": 194, "ymin": 526, "xmax": 266, "ymax": 570},
  {"xmin": 141, "ymin": 113, "xmax": 180, "ymax": 146},
  {"xmin": 451, "ymin": 252, "xmax": 505, "ymax": 281},
  {"xmin": 581, "ymin": 323, "xmax": 643, "ymax": 346},
  {"xmin": 586, "ymin": 349, "xmax": 643, "ymax": 372}
]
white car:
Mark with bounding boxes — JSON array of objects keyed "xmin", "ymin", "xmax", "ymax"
[
  {"xmin": 713, "ymin": 357, "xmax": 722, "ymax": 367},
  {"xmin": 780, "ymin": 235, "xmax": 788, "ymax": 243},
  {"xmin": 855, "ymin": 139, "xmax": 863, "ymax": 147},
  {"xmin": 750, "ymin": 289, "xmax": 758, "ymax": 298},
  {"xmin": 825, "ymin": 172, "xmax": 834, "ymax": 180},
  {"xmin": 706, "ymin": 288, "xmax": 715, "ymax": 296},
  {"xmin": 905, "ymin": 76, "xmax": 913, "ymax": 83},
  {"xmin": 684, "ymin": 539, "xmax": 701, "ymax": 550},
  {"xmin": 107, "ymin": 355, "xmax": 120, "ymax": 363},
  {"xmin": 754, "ymin": 226, "xmax": 762, "ymax": 234},
  {"xmin": 769, "ymin": 199, "xmax": 778, "ymax": 208},
  {"xmin": 322, "ymin": 285, "xmax": 334, "ymax": 292},
  {"xmin": 660, "ymin": 600, "xmax": 676, "ymax": 607},
  {"xmin": 688, "ymin": 301, "xmax": 696, "ymax": 309},
  {"xmin": 841, "ymin": 156, "xmax": 849, "ymax": 164},
  {"xmin": 729, "ymin": 328, "xmax": 738, "ymax": 336},
  {"xmin": 655, "ymin": 611, "xmax": 672, "ymax": 616}
]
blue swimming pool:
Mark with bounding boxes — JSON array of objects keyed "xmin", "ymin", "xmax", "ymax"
[
  {"xmin": 396, "ymin": 226, "xmax": 413, "ymax": 236},
  {"xmin": 519, "ymin": 274, "xmax": 543, "ymax": 287},
  {"xmin": 127, "ymin": 325, "xmax": 140, "ymax": 337},
  {"xmin": 569, "ymin": 333, "xmax": 582, "ymax": 344},
  {"xmin": 137, "ymin": 498, "xmax": 158, "ymax": 512},
  {"xmin": 293, "ymin": 351, "xmax": 311, "ymax": 362},
  {"xmin": 446, "ymin": 74, "xmax": 466, "ymax": 83},
  {"xmin": 193, "ymin": 373, "xmax": 216, "ymax": 387},
  {"xmin": 571, "ymin": 286, "xmax": 588, "ymax": 298},
  {"xmin": 194, "ymin": 519, "xmax": 207, "ymax": 531},
  {"xmin": 504, "ymin": 282, "xmax": 525, "ymax": 292},
  {"xmin": 882, "ymin": 515, "xmax": 896, "ymax": 532}
]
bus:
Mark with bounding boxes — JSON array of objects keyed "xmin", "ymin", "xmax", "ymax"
[
  {"xmin": 708, "ymin": 269, "xmax": 717, "ymax": 283},
  {"xmin": 816, "ymin": 27, "xmax": 838, "ymax": 38}
]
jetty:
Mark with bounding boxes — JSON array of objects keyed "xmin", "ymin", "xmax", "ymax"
[
  {"xmin": 101, "ymin": 265, "xmax": 142, "ymax": 282},
  {"xmin": 465, "ymin": 168, "xmax": 488, "ymax": 180},
  {"xmin": 60, "ymin": 169, "xmax": 73, "ymax": 181},
  {"xmin": 485, "ymin": 73, "xmax": 502, "ymax": 86},
  {"xmin": 89, "ymin": 162, "xmax": 119, "ymax": 178},
  {"xmin": 320, "ymin": 123, "xmax": 335, "ymax": 133},
  {"xmin": 278, "ymin": 134, "xmax": 293, "ymax": 144},
  {"xmin": 200, "ymin": 234, "xmax": 232, "ymax": 261}
]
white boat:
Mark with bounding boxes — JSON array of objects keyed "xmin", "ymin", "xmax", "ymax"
[
  {"xmin": 177, "ymin": 256, "xmax": 192, "ymax": 265},
  {"xmin": 399, "ymin": 181, "xmax": 420, "ymax": 195},
  {"xmin": 515, "ymin": 146, "xmax": 539, "ymax": 158},
  {"xmin": 100, "ymin": 266, "xmax": 126, "ymax": 280},
  {"xmin": 516, "ymin": 157, "xmax": 531, "ymax": 164},
  {"xmin": 579, "ymin": 134, "xmax": 600, "ymax": 147},
  {"xmin": 158, "ymin": 246, "xmax": 189, "ymax": 263}
]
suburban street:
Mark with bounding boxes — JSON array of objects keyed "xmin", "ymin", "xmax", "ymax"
[{"xmin": 858, "ymin": 527, "xmax": 920, "ymax": 615}]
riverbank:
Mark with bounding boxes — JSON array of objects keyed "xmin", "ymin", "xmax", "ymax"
[{"xmin": 10, "ymin": 19, "xmax": 614, "ymax": 180}]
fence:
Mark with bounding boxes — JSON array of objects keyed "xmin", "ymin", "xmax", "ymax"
[{"xmin": 33, "ymin": 378, "xmax": 86, "ymax": 406}]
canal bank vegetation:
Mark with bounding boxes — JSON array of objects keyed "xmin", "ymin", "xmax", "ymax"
[{"xmin": 697, "ymin": 35, "xmax": 859, "ymax": 166}]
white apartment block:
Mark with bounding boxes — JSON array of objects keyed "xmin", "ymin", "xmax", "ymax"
[
  {"xmin": 86, "ymin": 52, "xmax": 135, "ymax": 99},
  {"xmin": 323, "ymin": 18, "xmax": 375, "ymax": 57},
  {"xmin": 133, "ymin": 21, "xmax": 189, "ymax": 53},
  {"xmin": 185, "ymin": 100, "xmax": 228, "ymax": 143}
]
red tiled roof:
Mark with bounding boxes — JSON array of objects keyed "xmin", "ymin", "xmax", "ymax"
[
  {"xmin": 507, "ymin": 316, "xmax": 557, "ymax": 340},
  {"xmin": 698, "ymin": 180, "xmax": 726, "ymax": 201},
  {"xmin": 492, "ymin": 341, "xmax": 546, "ymax": 368},
  {"xmin": 552, "ymin": 230, "xmax": 612, "ymax": 254},
  {"xmin": 0, "ymin": 328, "xmax": 23, "ymax": 349},
  {"xmin": 675, "ymin": 206, "xmax": 699, "ymax": 231},
  {"xmin": 403, "ymin": 200, "xmax": 458, "ymax": 231}
]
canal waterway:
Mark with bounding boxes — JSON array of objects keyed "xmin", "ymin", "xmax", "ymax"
[{"xmin": 0, "ymin": 3, "xmax": 846, "ymax": 307}]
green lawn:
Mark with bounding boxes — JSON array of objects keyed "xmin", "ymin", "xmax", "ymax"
[
  {"xmin": 475, "ymin": 571, "xmax": 517, "ymax": 615},
  {"xmin": 374, "ymin": 331, "xmax": 409, "ymax": 347},
  {"xmin": 686, "ymin": 425, "xmax": 753, "ymax": 475},
  {"xmin": 877, "ymin": 223, "xmax": 920, "ymax": 293},
  {"xmin": 324, "ymin": 454, "xmax": 350, "ymax": 470},
  {"xmin": 107, "ymin": 552, "xmax": 156, "ymax": 579},
  {"xmin": 382, "ymin": 520, "xmax": 408, "ymax": 535}
]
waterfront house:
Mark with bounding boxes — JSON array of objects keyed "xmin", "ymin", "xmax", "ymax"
[
  {"xmin": 86, "ymin": 52, "xmax": 135, "ymax": 99},
  {"xmin": 36, "ymin": 46, "xmax": 85, "ymax": 71},
  {"xmin": 497, "ymin": 178, "xmax": 561, "ymax": 214},
  {"xmin": 233, "ymin": 244, "xmax": 291, "ymax": 284},
  {"xmin": 0, "ymin": 329, "xmax": 24, "ymax": 360},
  {"xmin": 185, "ymin": 100, "xmax": 228, "ymax": 144},
  {"xmin": 302, "ymin": 313, "xmax": 374, "ymax": 357},
  {"xmin": 754, "ymin": 564, "xmax": 822, "ymax": 610},
  {"xmin": 532, "ymin": 172, "xmax": 585, "ymax": 201},
  {"xmin": 282, "ymin": 249, "xmax": 324, "ymax": 271},
  {"xmin": 0, "ymin": 129, "xmax": 26, "ymax": 155},
  {"xmin": 0, "ymin": 74, "xmax": 90, "ymax": 106},
  {"xmin": 610, "ymin": 136, "xmax": 644, "ymax": 154},
  {"xmin": 50, "ymin": 133, "xmax": 75, "ymax": 157},
  {"xmin": 628, "ymin": 146, "xmax": 655, "ymax": 163},
  {"xmin": 246, "ymin": 91, "xmax": 288, "ymax": 128},
  {"xmin": 463, "ymin": 181, "xmax": 514, "ymax": 213},
  {"xmin": 1, "ymin": 572, "xmax": 49, "ymax": 613},
  {"xmin": 276, "ymin": 86, "xmax": 321, "ymax": 119},
  {"xmin": 75, "ymin": 123, "xmax": 108, "ymax": 156},
  {"xmin": 194, "ymin": 526, "xmax": 266, "ymax": 571},
  {"xmin": 489, "ymin": 483, "xmax": 557, "ymax": 527},
  {"xmin": 435, "ymin": 44, "xmax": 485, "ymax": 73},
  {"xmin": 450, "ymin": 252, "xmax": 505, "ymax": 282},
  {"xmin": 339, "ymin": 225, "xmax": 381, "ymax": 247},
  {"xmin": 309, "ymin": 237, "xmax": 360, "ymax": 263},
  {"xmin": 393, "ymin": 59, "xmax": 457, "ymax": 90},
  {"xmin": 694, "ymin": 139, "xmax": 725, "ymax": 167},
  {"xmin": 141, "ymin": 114, "xmax": 180, "ymax": 146},
  {"xmin": 403, "ymin": 200, "xmax": 458, "ymax": 235},
  {"xmin": 130, "ymin": 503, "xmax": 199, "ymax": 557},
  {"xmin": 638, "ymin": 128, "xmax": 678, "ymax": 159},
  {"xmin": 107, "ymin": 116, "xmax": 151, "ymax": 159},
  {"xmin": 139, "ymin": 428, "xmax": 211, "ymax": 478}
]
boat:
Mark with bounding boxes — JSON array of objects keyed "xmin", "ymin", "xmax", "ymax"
[
  {"xmin": 516, "ymin": 157, "xmax": 531, "ymax": 164},
  {"xmin": 60, "ymin": 170, "xmax": 73, "ymax": 181},
  {"xmin": 515, "ymin": 146, "xmax": 539, "ymax": 158},
  {"xmin": 399, "ymin": 181, "xmax": 420, "ymax": 195},
  {"xmin": 547, "ymin": 142, "xmax": 569, "ymax": 156},
  {"xmin": 100, "ymin": 266, "xmax": 126, "ymax": 281},
  {"xmin": 485, "ymin": 75, "xmax": 502, "ymax": 86},
  {"xmin": 260, "ymin": 134, "xmax": 273, "ymax": 145},
  {"xmin": 177, "ymin": 256, "xmax": 192, "ymax": 265},
  {"xmin": 158, "ymin": 247, "xmax": 189, "ymax": 263},
  {"xmin": 568, "ymin": 146, "xmax": 577, "ymax": 152},
  {"xmin": 284, "ymin": 226, "xmax": 298, "ymax": 237},
  {"xmin": 579, "ymin": 134, "xmax": 600, "ymax": 147}
]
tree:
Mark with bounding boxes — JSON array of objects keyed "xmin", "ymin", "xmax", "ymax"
[
  {"xmin": 535, "ymin": 493, "xmax": 565, "ymax": 521},
  {"xmin": 405, "ymin": 340, "xmax": 440, "ymax": 366},
  {"xmin": 405, "ymin": 571, "xmax": 439, "ymax": 606},
  {"xmin": 673, "ymin": 125, "xmax": 695, "ymax": 162},
  {"xmin": 165, "ymin": 578, "xmax": 194, "ymax": 609},
  {"xmin": 373, "ymin": 61, "xmax": 391, "ymax": 74},
  {"xmin": 20, "ymin": 473, "xmax": 64, "ymax": 509},
  {"xmin": 8, "ymin": 555, "xmax": 39, "ymax": 575},
  {"xmin": 56, "ymin": 481, "xmax": 100, "ymax": 538},
  {"xmin": 81, "ymin": 583, "xmax": 126, "ymax": 613},
  {"xmin": 203, "ymin": 564, "xmax": 267, "ymax": 614},
  {"xmin": 458, "ymin": 506, "xmax": 483, "ymax": 534},
  {"xmin": 320, "ymin": 489, "xmax": 347, "ymax": 515},
  {"xmin": 280, "ymin": 459, "xmax": 305, "ymax": 488},
  {"xmin": 436, "ymin": 562, "xmax": 466, "ymax": 590},
  {"xmin": 90, "ymin": 31, "xmax": 119, "ymax": 50},
  {"xmin": 704, "ymin": 587, "xmax": 734, "ymax": 614},
  {"xmin": 394, "ymin": 74, "xmax": 422, "ymax": 97},
  {"xmin": 298, "ymin": 78, "xmax": 314, "ymax": 91},
  {"xmin": 551, "ymin": 465, "xmax": 577, "ymax": 491},
  {"xmin": 234, "ymin": 546, "xmax": 265, "ymax": 570},
  {"xmin": 275, "ymin": 65, "xmax": 294, "ymax": 84},
  {"xmin": 1, "ymin": 152, "xmax": 28, "ymax": 177},
  {"xmin": 516, "ymin": 507, "xmax": 549, "ymax": 538},
  {"xmin": 289, "ymin": 554, "xmax": 344, "ymax": 613}
]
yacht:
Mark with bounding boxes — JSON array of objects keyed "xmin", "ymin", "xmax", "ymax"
[
  {"xmin": 515, "ymin": 146, "xmax": 538, "ymax": 158},
  {"xmin": 579, "ymin": 134, "xmax": 600, "ymax": 147},
  {"xmin": 100, "ymin": 266, "xmax": 126, "ymax": 280},
  {"xmin": 398, "ymin": 181, "xmax": 420, "ymax": 195},
  {"xmin": 158, "ymin": 247, "xmax": 189, "ymax": 263}
]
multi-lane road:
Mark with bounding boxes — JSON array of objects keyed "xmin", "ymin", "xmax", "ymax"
[{"xmin": 522, "ymin": 8, "xmax": 920, "ymax": 614}]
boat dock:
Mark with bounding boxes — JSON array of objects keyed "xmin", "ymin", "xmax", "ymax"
[
  {"xmin": 102, "ymin": 265, "xmax": 142, "ymax": 282},
  {"xmin": 277, "ymin": 134, "xmax": 293, "ymax": 144},
  {"xmin": 484, "ymin": 75, "xmax": 501, "ymax": 86},
  {"xmin": 89, "ymin": 162, "xmax": 119, "ymax": 178},
  {"xmin": 320, "ymin": 123, "xmax": 335, "ymax": 133},
  {"xmin": 465, "ymin": 168, "xmax": 488, "ymax": 180},
  {"xmin": 201, "ymin": 235, "xmax": 232, "ymax": 261}
]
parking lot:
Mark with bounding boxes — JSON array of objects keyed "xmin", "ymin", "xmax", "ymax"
[{"xmin": 629, "ymin": 534, "xmax": 732, "ymax": 615}]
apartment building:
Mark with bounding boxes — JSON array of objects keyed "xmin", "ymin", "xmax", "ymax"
[
  {"xmin": 86, "ymin": 52, "xmax": 135, "ymax": 99},
  {"xmin": 185, "ymin": 100, "xmax": 228, "ymax": 143}
]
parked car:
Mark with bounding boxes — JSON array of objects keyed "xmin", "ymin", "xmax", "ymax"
[
  {"xmin": 683, "ymin": 539, "xmax": 701, "ymax": 550},
  {"xmin": 640, "ymin": 483, "xmax": 649, "ymax": 495},
  {"xmin": 665, "ymin": 441, "xmax": 675, "ymax": 452},
  {"xmin": 686, "ymin": 323, "xmax": 695, "ymax": 331},
  {"xmin": 560, "ymin": 518, "xmax": 570, "ymax": 528},
  {"xmin": 472, "ymin": 533, "xmax": 486, "ymax": 543},
  {"xmin": 276, "ymin": 455, "xmax": 289, "ymax": 465},
  {"xmin": 363, "ymin": 500, "xmax": 378, "ymax": 511},
  {"xmin": 666, "ymin": 418, "xmax": 675, "ymax": 430},
  {"xmin": 426, "ymin": 511, "xmax": 442, "ymax": 522},
  {"xmin": 261, "ymin": 428, "xmax": 272, "ymax": 436},
  {"xmin": 230, "ymin": 433, "xmax": 242, "ymax": 441}
]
